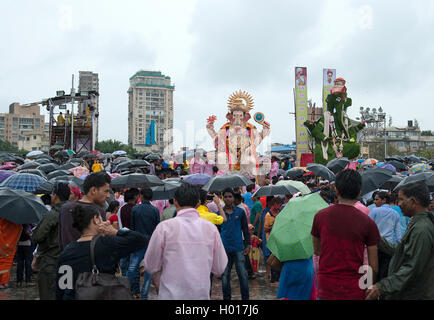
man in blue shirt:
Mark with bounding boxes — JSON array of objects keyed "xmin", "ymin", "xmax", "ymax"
[
  {"xmin": 220, "ymin": 188, "xmax": 251, "ymax": 300},
  {"xmin": 242, "ymin": 184, "xmax": 255, "ymax": 211},
  {"xmin": 127, "ymin": 188, "xmax": 160, "ymax": 299},
  {"xmin": 369, "ymin": 191, "xmax": 401, "ymax": 282}
]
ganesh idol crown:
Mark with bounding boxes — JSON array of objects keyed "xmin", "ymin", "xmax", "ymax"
[{"xmin": 206, "ymin": 90, "xmax": 271, "ymax": 178}]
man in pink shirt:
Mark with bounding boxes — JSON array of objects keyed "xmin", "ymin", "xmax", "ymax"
[
  {"xmin": 202, "ymin": 157, "xmax": 215, "ymax": 176},
  {"xmin": 143, "ymin": 185, "xmax": 228, "ymax": 300},
  {"xmin": 190, "ymin": 154, "xmax": 205, "ymax": 174}
]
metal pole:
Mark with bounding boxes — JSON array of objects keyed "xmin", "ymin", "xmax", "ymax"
[{"xmin": 70, "ymin": 75, "xmax": 75, "ymax": 151}]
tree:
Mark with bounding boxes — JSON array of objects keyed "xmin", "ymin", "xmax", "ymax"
[
  {"xmin": 421, "ymin": 130, "xmax": 433, "ymax": 136},
  {"xmin": 417, "ymin": 148, "xmax": 434, "ymax": 160},
  {"xmin": 95, "ymin": 139, "xmax": 138, "ymax": 158},
  {"xmin": 0, "ymin": 139, "xmax": 28, "ymax": 155},
  {"xmin": 364, "ymin": 140, "xmax": 404, "ymax": 161}
]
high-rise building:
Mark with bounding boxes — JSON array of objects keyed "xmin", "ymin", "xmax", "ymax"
[
  {"xmin": 127, "ymin": 70, "xmax": 174, "ymax": 155},
  {"xmin": 0, "ymin": 103, "xmax": 49, "ymax": 150},
  {"xmin": 78, "ymin": 71, "xmax": 99, "ymax": 141}
]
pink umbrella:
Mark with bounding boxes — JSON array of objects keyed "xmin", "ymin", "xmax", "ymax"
[
  {"xmin": 0, "ymin": 162, "xmax": 16, "ymax": 170},
  {"xmin": 69, "ymin": 166, "xmax": 89, "ymax": 178},
  {"xmin": 109, "ymin": 173, "xmax": 121, "ymax": 180}
]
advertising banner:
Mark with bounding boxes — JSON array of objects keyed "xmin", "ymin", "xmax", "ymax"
[
  {"xmin": 294, "ymin": 67, "xmax": 309, "ymax": 166},
  {"xmin": 322, "ymin": 68, "xmax": 336, "ymax": 112}
]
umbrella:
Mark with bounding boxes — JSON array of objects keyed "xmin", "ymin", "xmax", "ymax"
[
  {"xmin": 112, "ymin": 150, "xmax": 127, "ymax": 156},
  {"xmin": 58, "ymin": 163, "xmax": 77, "ymax": 171},
  {"xmin": 0, "ymin": 153, "xmax": 18, "ymax": 162},
  {"xmin": 145, "ymin": 153, "xmax": 161, "ymax": 161},
  {"xmin": 113, "ymin": 159, "xmax": 150, "ymax": 171},
  {"xmin": 99, "ymin": 153, "xmax": 113, "ymax": 160},
  {"xmin": 54, "ymin": 150, "xmax": 71, "ymax": 158},
  {"xmin": 151, "ymin": 181, "xmax": 182, "ymax": 200},
  {"xmin": 252, "ymin": 184, "xmax": 300, "ymax": 198},
  {"xmin": 34, "ymin": 153, "xmax": 54, "ymax": 161},
  {"xmin": 0, "ymin": 173, "xmax": 47, "ymax": 192},
  {"xmin": 0, "ymin": 163, "xmax": 16, "ymax": 170},
  {"xmin": 113, "ymin": 156, "xmax": 129, "ymax": 164},
  {"xmin": 0, "ymin": 188, "xmax": 48, "ymax": 224},
  {"xmin": 183, "ymin": 173, "xmax": 212, "ymax": 186},
  {"xmin": 50, "ymin": 175, "xmax": 84, "ymax": 188},
  {"xmin": 26, "ymin": 150, "xmax": 44, "ymax": 158},
  {"xmin": 275, "ymin": 180, "xmax": 311, "ymax": 195},
  {"xmin": 405, "ymin": 155, "xmax": 421, "ymax": 163},
  {"xmin": 266, "ymin": 193, "xmax": 329, "ymax": 262},
  {"xmin": 277, "ymin": 169, "xmax": 286, "ymax": 176},
  {"xmin": 326, "ymin": 157, "xmax": 350, "ymax": 174},
  {"xmin": 110, "ymin": 173, "xmax": 164, "ymax": 189},
  {"xmin": 35, "ymin": 158, "xmax": 53, "ymax": 165},
  {"xmin": 393, "ymin": 171, "xmax": 434, "ymax": 192},
  {"xmin": 385, "ymin": 156, "xmax": 405, "ymax": 162},
  {"xmin": 380, "ymin": 175, "xmax": 405, "ymax": 191},
  {"xmin": 69, "ymin": 166, "xmax": 89, "ymax": 178},
  {"xmin": 202, "ymin": 174, "xmax": 253, "ymax": 192},
  {"xmin": 83, "ymin": 152, "xmax": 100, "ymax": 159},
  {"xmin": 79, "ymin": 174, "xmax": 89, "ymax": 180},
  {"xmin": 68, "ymin": 158, "xmax": 83, "ymax": 164},
  {"xmin": 306, "ymin": 163, "xmax": 336, "ymax": 181},
  {"xmin": 38, "ymin": 163, "xmax": 60, "ymax": 174},
  {"xmin": 76, "ymin": 151, "xmax": 88, "ymax": 158},
  {"xmin": 409, "ymin": 163, "xmax": 432, "ymax": 174},
  {"xmin": 361, "ymin": 167, "xmax": 393, "ymax": 196},
  {"xmin": 0, "ymin": 170, "xmax": 16, "ymax": 183},
  {"xmin": 17, "ymin": 162, "xmax": 41, "ymax": 171},
  {"xmin": 109, "ymin": 173, "xmax": 121, "ymax": 180},
  {"xmin": 47, "ymin": 169, "xmax": 73, "ymax": 180},
  {"xmin": 18, "ymin": 169, "xmax": 47, "ymax": 179},
  {"xmin": 284, "ymin": 169, "xmax": 305, "ymax": 179},
  {"xmin": 385, "ymin": 160, "xmax": 408, "ymax": 171},
  {"xmin": 378, "ymin": 163, "xmax": 397, "ymax": 174},
  {"xmin": 362, "ymin": 158, "xmax": 378, "ymax": 166}
]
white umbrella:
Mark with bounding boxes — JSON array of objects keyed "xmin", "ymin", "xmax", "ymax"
[
  {"xmin": 112, "ymin": 150, "xmax": 127, "ymax": 156},
  {"xmin": 26, "ymin": 150, "xmax": 44, "ymax": 157}
]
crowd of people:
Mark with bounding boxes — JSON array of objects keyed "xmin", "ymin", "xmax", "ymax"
[{"xmin": 0, "ymin": 151, "xmax": 433, "ymax": 301}]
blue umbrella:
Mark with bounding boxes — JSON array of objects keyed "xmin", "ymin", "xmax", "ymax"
[
  {"xmin": 0, "ymin": 170, "xmax": 17, "ymax": 183},
  {"xmin": 0, "ymin": 173, "xmax": 47, "ymax": 192},
  {"xmin": 183, "ymin": 173, "xmax": 212, "ymax": 185}
]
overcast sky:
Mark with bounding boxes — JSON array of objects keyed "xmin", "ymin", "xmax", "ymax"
[{"xmin": 1, "ymin": 0, "xmax": 433, "ymax": 152}]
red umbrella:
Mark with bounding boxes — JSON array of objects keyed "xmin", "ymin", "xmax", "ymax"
[{"xmin": 90, "ymin": 150, "xmax": 100, "ymax": 154}]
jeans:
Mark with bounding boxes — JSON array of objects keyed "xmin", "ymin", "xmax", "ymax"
[
  {"xmin": 119, "ymin": 255, "xmax": 130, "ymax": 277},
  {"xmin": 126, "ymin": 248, "xmax": 152, "ymax": 300},
  {"xmin": 222, "ymin": 251, "xmax": 249, "ymax": 300},
  {"xmin": 16, "ymin": 245, "xmax": 33, "ymax": 283}
]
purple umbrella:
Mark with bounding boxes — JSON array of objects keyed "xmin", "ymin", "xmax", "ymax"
[
  {"xmin": 0, "ymin": 170, "xmax": 17, "ymax": 183},
  {"xmin": 379, "ymin": 163, "xmax": 397, "ymax": 174},
  {"xmin": 183, "ymin": 173, "xmax": 212, "ymax": 186}
]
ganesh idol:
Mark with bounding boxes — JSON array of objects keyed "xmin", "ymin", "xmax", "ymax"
[{"xmin": 206, "ymin": 90, "xmax": 270, "ymax": 177}]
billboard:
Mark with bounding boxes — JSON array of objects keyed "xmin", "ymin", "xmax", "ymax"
[
  {"xmin": 294, "ymin": 67, "xmax": 309, "ymax": 166},
  {"xmin": 322, "ymin": 68, "xmax": 336, "ymax": 112}
]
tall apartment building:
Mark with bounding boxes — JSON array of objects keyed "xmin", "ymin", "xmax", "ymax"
[
  {"xmin": 0, "ymin": 103, "xmax": 49, "ymax": 150},
  {"xmin": 127, "ymin": 70, "xmax": 174, "ymax": 155},
  {"xmin": 78, "ymin": 71, "xmax": 99, "ymax": 141}
]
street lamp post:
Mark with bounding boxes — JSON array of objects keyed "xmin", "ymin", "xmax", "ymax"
[
  {"xmin": 357, "ymin": 106, "xmax": 387, "ymax": 160},
  {"xmin": 70, "ymin": 75, "xmax": 75, "ymax": 152}
]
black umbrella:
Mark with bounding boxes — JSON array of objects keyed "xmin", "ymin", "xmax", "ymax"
[
  {"xmin": 110, "ymin": 173, "xmax": 164, "ymax": 189},
  {"xmin": 76, "ymin": 151, "xmax": 88, "ymax": 158},
  {"xmin": 393, "ymin": 172, "xmax": 434, "ymax": 192},
  {"xmin": 385, "ymin": 160, "xmax": 408, "ymax": 171},
  {"xmin": 54, "ymin": 150, "xmax": 71, "ymax": 158},
  {"xmin": 145, "ymin": 153, "xmax": 161, "ymax": 161},
  {"xmin": 35, "ymin": 158, "xmax": 53, "ymax": 165},
  {"xmin": 151, "ymin": 181, "xmax": 183, "ymax": 200},
  {"xmin": 68, "ymin": 158, "xmax": 83, "ymax": 164},
  {"xmin": 306, "ymin": 163, "xmax": 336, "ymax": 181},
  {"xmin": 202, "ymin": 174, "xmax": 253, "ymax": 192},
  {"xmin": 405, "ymin": 155, "xmax": 420, "ymax": 163},
  {"xmin": 35, "ymin": 177, "xmax": 84, "ymax": 194},
  {"xmin": 284, "ymin": 169, "xmax": 305, "ymax": 179},
  {"xmin": 58, "ymin": 162, "xmax": 77, "ymax": 171},
  {"xmin": 113, "ymin": 157, "xmax": 130, "ymax": 164},
  {"xmin": 34, "ymin": 153, "xmax": 54, "ymax": 161},
  {"xmin": 83, "ymin": 153, "xmax": 100, "ymax": 159},
  {"xmin": 18, "ymin": 169, "xmax": 47, "ymax": 179},
  {"xmin": 47, "ymin": 169, "xmax": 73, "ymax": 180},
  {"xmin": 380, "ymin": 175, "xmax": 405, "ymax": 191},
  {"xmin": 16, "ymin": 162, "xmax": 41, "ymax": 171},
  {"xmin": 0, "ymin": 188, "xmax": 48, "ymax": 224},
  {"xmin": 114, "ymin": 159, "xmax": 151, "ymax": 171},
  {"xmin": 38, "ymin": 163, "xmax": 60, "ymax": 174},
  {"xmin": 361, "ymin": 167, "xmax": 394, "ymax": 196},
  {"xmin": 252, "ymin": 184, "xmax": 300, "ymax": 198},
  {"xmin": 385, "ymin": 156, "xmax": 405, "ymax": 163},
  {"xmin": 326, "ymin": 157, "xmax": 350, "ymax": 174}
]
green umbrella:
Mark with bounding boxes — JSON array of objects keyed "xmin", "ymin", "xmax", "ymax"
[
  {"xmin": 275, "ymin": 180, "xmax": 311, "ymax": 195},
  {"xmin": 266, "ymin": 193, "xmax": 329, "ymax": 262}
]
